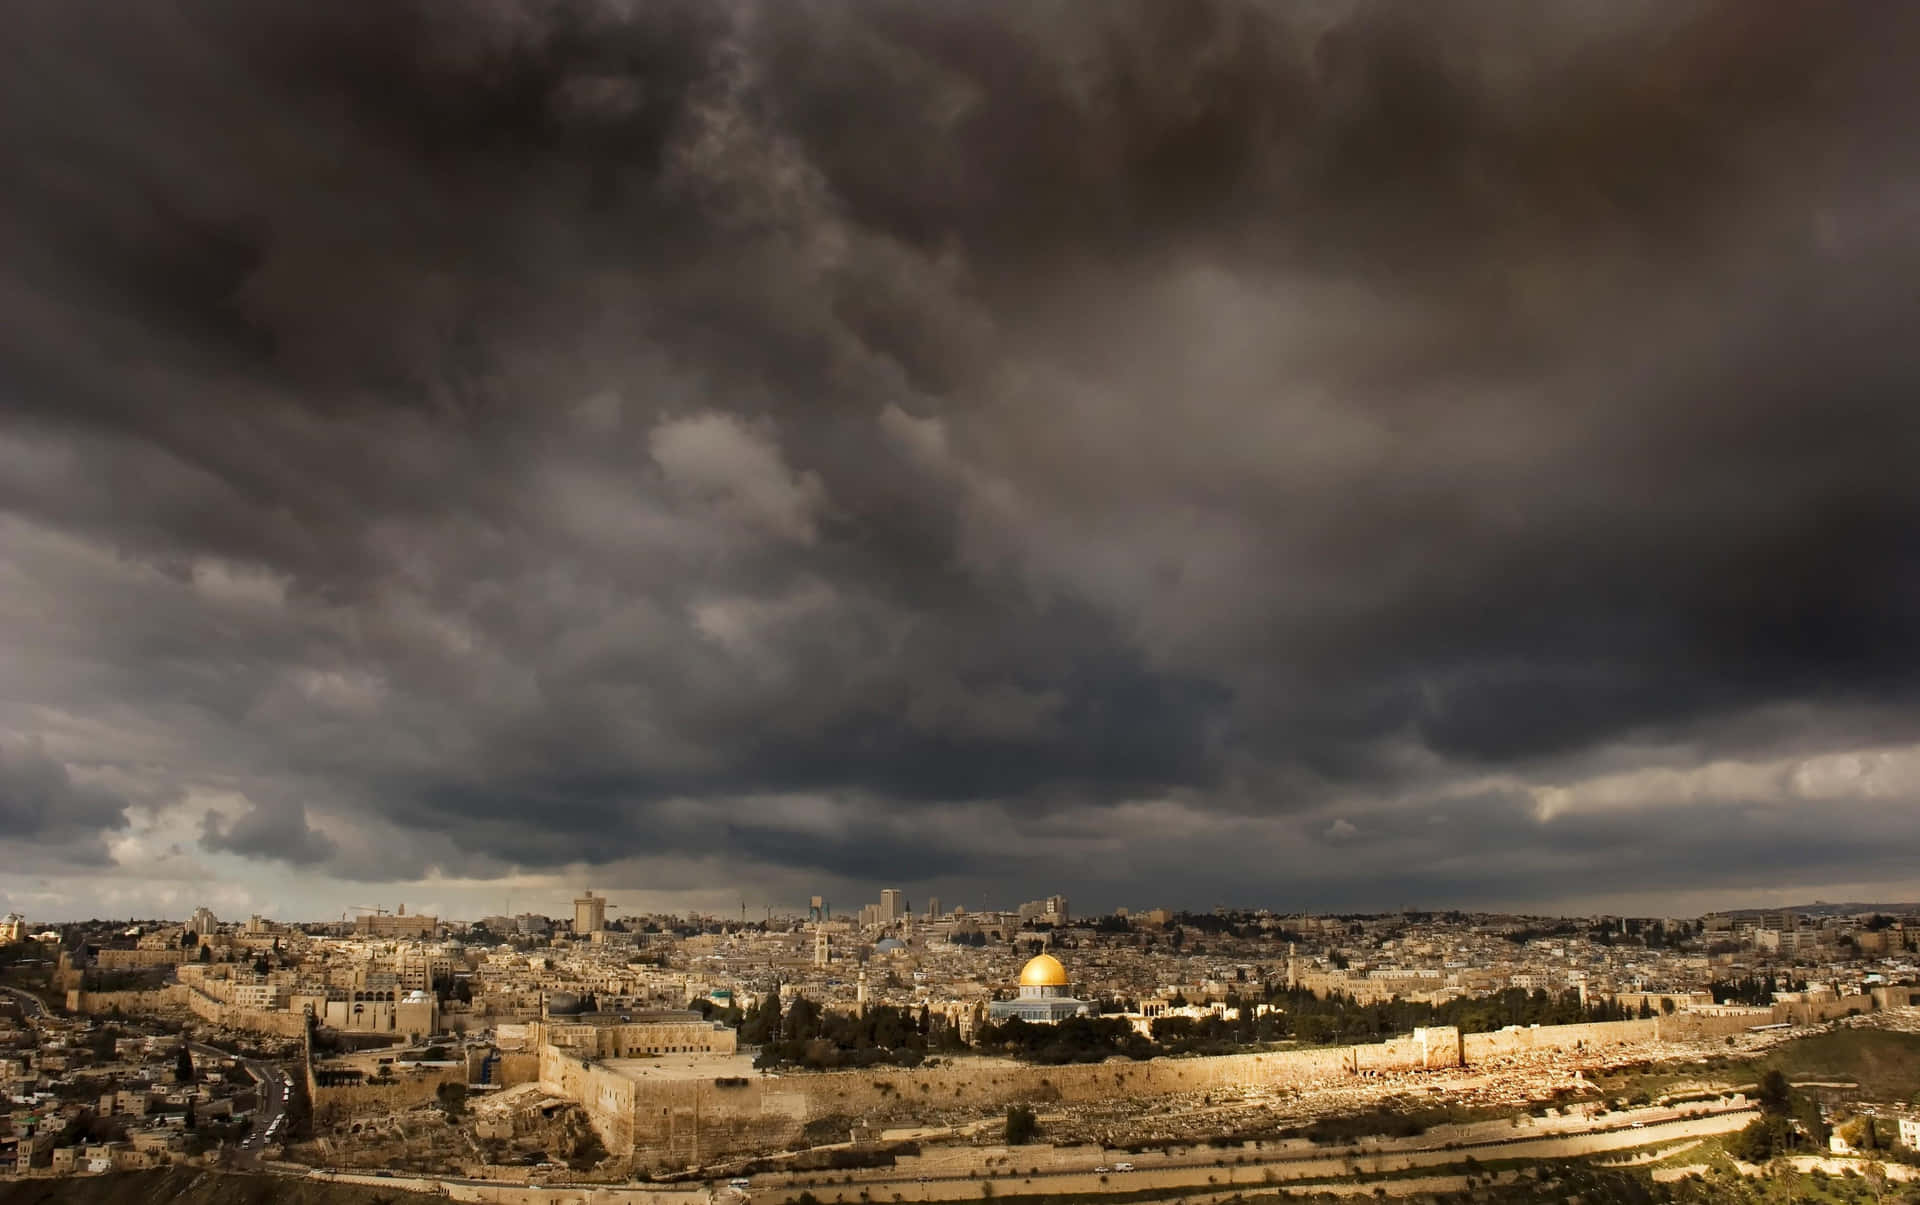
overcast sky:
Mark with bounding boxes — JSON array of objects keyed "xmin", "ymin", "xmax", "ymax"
[{"xmin": 2, "ymin": 2, "xmax": 1918, "ymax": 924}]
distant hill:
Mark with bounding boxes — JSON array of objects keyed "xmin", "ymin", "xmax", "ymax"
[
  {"xmin": 0, "ymin": 1169, "xmax": 438, "ymax": 1205},
  {"xmin": 1720, "ymin": 902, "xmax": 1920, "ymax": 918}
]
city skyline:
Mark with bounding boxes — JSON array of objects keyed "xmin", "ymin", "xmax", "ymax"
[{"xmin": 4, "ymin": 3, "xmax": 1920, "ymax": 922}]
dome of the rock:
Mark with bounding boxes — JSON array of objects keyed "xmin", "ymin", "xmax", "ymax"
[{"xmin": 1018, "ymin": 953, "xmax": 1069, "ymax": 988}]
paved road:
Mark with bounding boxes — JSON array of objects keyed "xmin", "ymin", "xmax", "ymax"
[
  {"xmin": 190, "ymin": 1040, "xmax": 295, "ymax": 1165},
  {"xmin": 0, "ymin": 983, "xmax": 50, "ymax": 1018}
]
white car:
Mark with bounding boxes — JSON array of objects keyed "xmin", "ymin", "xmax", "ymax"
[{"xmin": 1113, "ymin": 1163, "xmax": 1135, "ymax": 1172}]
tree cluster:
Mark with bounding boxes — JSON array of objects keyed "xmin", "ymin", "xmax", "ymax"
[
  {"xmin": 743, "ymin": 996, "xmax": 948, "ymax": 1070},
  {"xmin": 1729, "ymin": 1068, "xmax": 1828, "ymax": 1161},
  {"xmin": 973, "ymin": 1015, "xmax": 1153, "ymax": 1064},
  {"xmin": 1709, "ymin": 973, "xmax": 1806, "ymax": 1006},
  {"xmin": 1253, "ymin": 985, "xmax": 1632, "ymax": 1045}
]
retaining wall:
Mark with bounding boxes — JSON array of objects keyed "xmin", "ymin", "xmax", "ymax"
[
  {"xmin": 66, "ymin": 985, "xmax": 189, "ymax": 1015},
  {"xmin": 570, "ymin": 1007, "xmax": 1856, "ymax": 1167},
  {"xmin": 551, "ymin": 1029, "xmax": 1463, "ymax": 1165},
  {"xmin": 311, "ymin": 1065, "xmax": 466, "ymax": 1125},
  {"xmin": 181, "ymin": 984, "xmax": 310, "ymax": 1038}
]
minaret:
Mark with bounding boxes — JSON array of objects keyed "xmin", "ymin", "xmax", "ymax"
[{"xmin": 856, "ymin": 968, "xmax": 868, "ymax": 1018}]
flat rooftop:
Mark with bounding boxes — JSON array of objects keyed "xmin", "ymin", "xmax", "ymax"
[
  {"xmin": 599, "ymin": 1052, "xmax": 760, "ymax": 1082},
  {"xmin": 595, "ymin": 1052, "xmax": 1030, "ymax": 1082}
]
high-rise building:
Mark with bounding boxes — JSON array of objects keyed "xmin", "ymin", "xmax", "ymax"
[
  {"xmin": 926, "ymin": 897, "xmax": 940, "ymax": 920},
  {"xmin": 573, "ymin": 891, "xmax": 606, "ymax": 936},
  {"xmin": 190, "ymin": 907, "xmax": 219, "ymax": 936},
  {"xmin": 355, "ymin": 911, "xmax": 437, "ymax": 938},
  {"xmin": 879, "ymin": 889, "xmax": 907, "ymax": 923}
]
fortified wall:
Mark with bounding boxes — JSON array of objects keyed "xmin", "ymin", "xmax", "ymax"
[
  {"xmin": 67, "ymin": 985, "xmax": 190, "ymax": 1015},
  {"xmin": 92, "ymin": 948, "xmax": 190, "ymax": 970},
  {"xmin": 550, "ymin": 1006, "xmax": 1826, "ymax": 1167},
  {"xmin": 310, "ymin": 1063, "xmax": 466, "ymax": 1125},
  {"xmin": 181, "ymin": 983, "xmax": 311, "ymax": 1038},
  {"xmin": 71, "ymin": 980, "xmax": 432, "ymax": 1042},
  {"xmin": 543, "ymin": 1028, "xmax": 1459, "ymax": 1165},
  {"xmin": 65, "ymin": 980, "xmax": 309, "ymax": 1038}
]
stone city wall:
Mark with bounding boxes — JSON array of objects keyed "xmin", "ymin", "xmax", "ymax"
[
  {"xmin": 1461, "ymin": 1018, "xmax": 1660, "ymax": 1061},
  {"xmin": 181, "ymin": 983, "xmax": 310, "ymax": 1038},
  {"xmin": 561, "ymin": 1007, "xmax": 1862, "ymax": 1166},
  {"xmin": 311, "ymin": 1064, "xmax": 466, "ymax": 1125},
  {"xmin": 66, "ymin": 985, "xmax": 190, "ymax": 1015},
  {"xmin": 93, "ymin": 948, "xmax": 190, "ymax": 970},
  {"xmin": 551, "ymin": 1031, "xmax": 1463, "ymax": 1164},
  {"xmin": 539, "ymin": 1043, "xmax": 640, "ymax": 1154},
  {"xmin": 497, "ymin": 1051, "xmax": 543, "ymax": 1085},
  {"xmin": 1772, "ymin": 994, "xmax": 1866, "ymax": 1026},
  {"xmin": 1657, "ymin": 1009, "xmax": 1776, "ymax": 1041}
]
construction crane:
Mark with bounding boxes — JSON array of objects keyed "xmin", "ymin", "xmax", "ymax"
[{"xmin": 351, "ymin": 905, "xmax": 391, "ymax": 916}]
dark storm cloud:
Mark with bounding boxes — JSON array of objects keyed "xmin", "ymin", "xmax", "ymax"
[
  {"xmin": 201, "ymin": 802, "xmax": 336, "ymax": 867},
  {"xmin": 1, "ymin": 0, "xmax": 1918, "ymax": 909},
  {"xmin": 0, "ymin": 741, "xmax": 131, "ymax": 868}
]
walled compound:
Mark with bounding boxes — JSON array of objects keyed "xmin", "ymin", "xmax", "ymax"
[{"xmin": 530, "ymin": 1009, "xmax": 1790, "ymax": 1167}]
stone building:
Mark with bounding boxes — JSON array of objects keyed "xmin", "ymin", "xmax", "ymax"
[{"xmin": 988, "ymin": 953, "xmax": 1092, "ymax": 1023}]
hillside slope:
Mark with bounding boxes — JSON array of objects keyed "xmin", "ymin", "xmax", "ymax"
[{"xmin": 0, "ymin": 1169, "xmax": 438, "ymax": 1205}]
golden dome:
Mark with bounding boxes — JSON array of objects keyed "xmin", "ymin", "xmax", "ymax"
[{"xmin": 1018, "ymin": 953, "xmax": 1069, "ymax": 988}]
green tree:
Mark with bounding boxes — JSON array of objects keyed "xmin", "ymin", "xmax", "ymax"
[
  {"xmin": 1730, "ymin": 1117, "xmax": 1778, "ymax": 1162},
  {"xmin": 739, "ymin": 993, "xmax": 784, "ymax": 1045},
  {"xmin": 1004, "ymin": 1104, "xmax": 1038, "ymax": 1145},
  {"xmin": 782, "ymin": 993, "xmax": 821, "ymax": 1042},
  {"xmin": 175, "ymin": 1046, "xmax": 194, "ymax": 1084},
  {"xmin": 1757, "ymin": 1069, "xmax": 1792, "ymax": 1114},
  {"xmin": 1842, "ymin": 1116, "xmax": 1879, "ymax": 1151}
]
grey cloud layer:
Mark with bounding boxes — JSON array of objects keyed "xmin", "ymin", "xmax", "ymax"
[
  {"xmin": 0, "ymin": 741, "xmax": 130, "ymax": 868},
  {"xmin": 1, "ymin": 1, "xmax": 1917, "ymax": 910}
]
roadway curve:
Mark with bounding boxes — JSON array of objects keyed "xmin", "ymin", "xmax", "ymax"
[
  {"xmin": 189, "ymin": 1040, "xmax": 294, "ymax": 1166},
  {"xmin": 0, "ymin": 982, "xmax": 50, "ymax": 1019}
]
